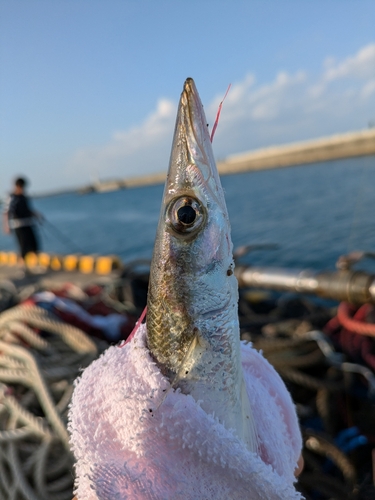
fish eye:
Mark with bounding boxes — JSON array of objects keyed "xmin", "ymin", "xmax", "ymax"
[
  {"xmin": 177, "ymin": 205, "xmax": 196, "ymax": 224},
  {"xmin": 168, "ymin": 196, "xmax": 205, "ymax": 234}
]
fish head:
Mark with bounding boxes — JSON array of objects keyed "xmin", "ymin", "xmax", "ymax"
[{"xmin": 147, "ymin": 78, "xmax": 238, "ymax": 376}]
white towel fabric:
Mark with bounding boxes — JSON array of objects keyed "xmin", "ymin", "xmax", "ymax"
[{"xmin": 69, "ymin": 324, "xmax": 303, "ymax": 500}]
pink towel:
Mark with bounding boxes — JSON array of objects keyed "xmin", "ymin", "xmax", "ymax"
[{"xmin": 69, "ymin": 324, "xmax": 303, "ymax": 499}]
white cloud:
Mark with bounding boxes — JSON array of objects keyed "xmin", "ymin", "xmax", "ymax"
[
  {"xmin": 227, "ymin": 73, "xmax": 256, "ymax": 104},
  {"xmin": 113, "ymin": 98, "xmax": 175, "ymax": 145},
  {"xmin": 210, "ymin": 44, "xmax": 375, "ymax": 156},
  {"xmin": 362, "ymin": 79, "xmax": 375, "ymax": 99},
  {"xmin": 65, "ymin": 98, "xmax": 176, "ymax": 182},
  {"xmin": 66, "ymin": 43, "xmax": 375, "ymax": 181},
  {"xmin": 324, "ymin": 44, "xmax": 375, "ymax": 81},
  {"xmin": 308, "ymin": 43, "xmax": 375, "ymax": 98}
]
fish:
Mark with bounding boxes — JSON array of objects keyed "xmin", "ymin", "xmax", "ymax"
[{"xmin": 146, "ymin": 77, "xmax": 258, "ymax": 452}]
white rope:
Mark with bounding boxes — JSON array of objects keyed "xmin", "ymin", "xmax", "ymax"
[{"xmin": 0, "ymin": 303, "xmax": 100, "ymax": 500}]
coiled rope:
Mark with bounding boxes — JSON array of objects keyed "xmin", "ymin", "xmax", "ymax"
[
  {"xmin": 0, "ymin": 303, "xmax": 98, "ymax": 500},
  {"xmin": 337, "ymin": 302, "xmax": 375, "ymax": 337}
]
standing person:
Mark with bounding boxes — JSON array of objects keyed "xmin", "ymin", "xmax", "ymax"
[{"xmin": 2, "ymin": 177, "xmax": 43, "ymax": 262}]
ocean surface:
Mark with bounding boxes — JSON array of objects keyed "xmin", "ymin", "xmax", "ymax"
[{"xmin": 1, "ymin": 155, "xmax": 375, "ymax": 273}]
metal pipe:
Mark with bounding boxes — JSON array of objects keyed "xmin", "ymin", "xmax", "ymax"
[{"xmin": 235, "ymin": 266, "xmax": 375, "ymax": 305}]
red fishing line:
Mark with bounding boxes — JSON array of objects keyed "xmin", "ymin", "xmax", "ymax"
[
  {"xmin": 210, "ymin": 83, "xmax": 231, "ymax": 143},
  {"xmin": 119, "ymin": 305, "xmax": 147, "ymax": 347}
]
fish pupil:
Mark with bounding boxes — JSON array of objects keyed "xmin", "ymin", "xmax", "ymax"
[{"xmin": 177, "ymin": 206, "xmax": 196, "ymax": 225}]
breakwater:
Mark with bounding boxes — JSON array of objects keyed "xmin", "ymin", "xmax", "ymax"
[
  {"xmin": 217, "ymin": 128, "xmax": 375, "ymax": 175},
  {"xmin": 31, "ymin": 128, "xmax": 375, "ymax": 198},
  {"xmin": 89, "ymin": 128, "xmax": 375, "ymax": 191}
]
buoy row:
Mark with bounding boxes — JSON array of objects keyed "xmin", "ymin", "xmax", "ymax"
[{"xmin": 0, "ymin": 251, "xmax": 123, "ymax": 275}]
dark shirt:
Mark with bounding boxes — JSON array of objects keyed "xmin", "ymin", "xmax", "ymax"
[{"xmin": 5, "ymin": 194, "xmax": 35, "ymax": 228}]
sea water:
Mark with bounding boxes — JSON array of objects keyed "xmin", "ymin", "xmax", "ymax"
[{"xmin": 1, "ymin": 155, "xmax": 375, "ymax": 273}]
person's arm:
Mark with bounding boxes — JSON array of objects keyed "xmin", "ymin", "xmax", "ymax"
[
  {"xmin": 2, "ymin": 197, "xmax": 11, "ymax": 234},
  {"xmin": 2, "ymin": 211, "xmax": 10, "ymax": 234}
]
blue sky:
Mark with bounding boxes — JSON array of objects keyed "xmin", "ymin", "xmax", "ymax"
[{"xmin": 1, "ymin": 0, "xmax": 375, "ymax": 195}]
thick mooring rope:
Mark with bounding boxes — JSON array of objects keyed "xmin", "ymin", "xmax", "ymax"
[{"xmin": 0, "ymin": 303, "xmax": 98, "ymax": 500}]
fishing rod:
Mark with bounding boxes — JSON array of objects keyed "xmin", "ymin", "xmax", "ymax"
[{"xmin": 40, "ymin": 218, "xmax": 86, "ymax": 254}]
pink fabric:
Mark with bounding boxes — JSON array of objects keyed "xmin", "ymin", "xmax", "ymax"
[{"xmin": 69, "ymin": 324, "xmax": 303, "ymax": 500}]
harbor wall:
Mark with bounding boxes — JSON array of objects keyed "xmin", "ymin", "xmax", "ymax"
[
  {"xmin": 32, "ymin": 128, "xmax": 375, "ymax": 197},
  {"xmin": 121, "ymin": 128, "xmax": 375, "ymax": 189},
  {"xmin": 216, "ymin": 128, "xmax": 375, "ymax": 175}
]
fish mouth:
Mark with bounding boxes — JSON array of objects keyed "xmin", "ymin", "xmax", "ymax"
[
  {"xmin": 182, "ymin": 77, "xmax": 208, "ymax": 143},
  {"xmin": 180, "ymin": 78, "xmax": 213, "ymax": 177},
  {"xmin": 163, "ymin": 78, "xmax": 226, "ymax": 210},
  {"xmin": 174, "ymin": 79, "xmax": 210, "ymax": 172}
]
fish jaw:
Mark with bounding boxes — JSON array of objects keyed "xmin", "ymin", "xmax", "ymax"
[{"xmin": 147, "ymin": 78, "xmax": 257, "ymax": 452}]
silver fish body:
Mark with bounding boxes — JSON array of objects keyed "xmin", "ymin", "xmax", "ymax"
[{"xmin": 147, "ymin": 78, "xmax": 257, "ymax": 452}]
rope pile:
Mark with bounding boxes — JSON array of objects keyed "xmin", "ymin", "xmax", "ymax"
[
  {"xmin": 239, "ymin": 290, "xmax": 375, "ymax": 499},
  {"xmin": 1, "ymin": 257, "xmax": 375, "ymax": 499},
  {"xmin": 0, "ymin": 303, "xmax": 98, "ymax": 500}
]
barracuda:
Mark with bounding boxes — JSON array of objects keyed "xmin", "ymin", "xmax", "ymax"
[{"xmin": 147, "ymin": 78, "xmax": 258, "ymax": 452}]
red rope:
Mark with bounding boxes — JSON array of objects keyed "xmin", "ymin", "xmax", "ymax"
[
  {"xmin": 337, "ymin": 302, "xmax": 375, "ymax": 337},
  {"xmin": 324, "ymin": 302, "xmax": 375, "ymax": 371}
]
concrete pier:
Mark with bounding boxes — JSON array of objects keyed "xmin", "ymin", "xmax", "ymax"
[
  {"xmin": 118, "ymin": 128, "xmax": 375, "ymax": 189},
  {"xmin": 31, "ymin": 128, "xmax": 375, "ymax": 198},
  {"xmin": 217, "ymin": 128, "xmax": 375, "ymax": 175}
]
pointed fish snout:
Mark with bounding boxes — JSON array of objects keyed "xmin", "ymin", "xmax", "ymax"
[{"xmin": 162, "ymin": 78, "xmax": 225, "ymax": 209}]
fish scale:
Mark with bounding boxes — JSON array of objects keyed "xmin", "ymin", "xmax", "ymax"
[{"xmin": 146, "ymin": 78, "xmax": 258, "ymax": 452}]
